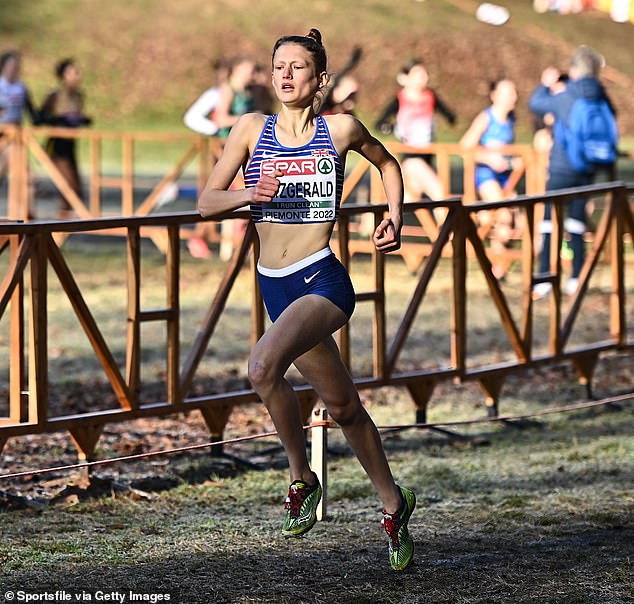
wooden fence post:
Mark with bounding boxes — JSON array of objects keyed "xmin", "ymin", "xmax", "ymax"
[
  {"xmin": 122, "ymin": 135, "xmax": 134, "ymax": 215},
  {"xmin": 451, "ymin": 205, "xmax": 466, "ymax": 375},
  {"xmin": 549, "ymin": 201, "xmax": 563, "ymax": 356},
  {"xmin": 520, "ymin": 203, "xmax": 535, "ymax": 357},
  {"xmin": 89, "ymin": 134, "xmax": 101, "ymax": 216},
  {"xmin": 610, "ymin": 187, "xmax": 626, "ymax": 345},
  {"xmin": 373, "ymin": 210, "xmax": 386, "ymax": 380},
  {"xmin": 336, "ymin": 214, "xmax": 351, "ymax": 369},
  {"xmin": 126, "ymin": 226, "xmax": 141, "ymax": 406},
  {"xmin": 27, "ymin": 233, "xmax": 48, "ymax": 425},
  {"xmin": 311, "ymin": 407, "xmax": 328, "ymax": 521},
  {"xmin": 167, "ymin": 225, "xmax": 180, "ymax": 404},
  {"xmin": 8, "ymin": 235, "xmax": 26, "ymax": 422}
]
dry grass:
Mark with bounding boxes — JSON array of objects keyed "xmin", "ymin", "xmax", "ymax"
[
  {"xmin": 2, "ymin": 0, "xmax": 634, "ymax": 140},
  {"xmin": 0, "ymin": 400, "xmax": 632, "ymax": 603},
  {"xmin": 0, "ymin": 234, "xmax": 633, "ymax": 603}
]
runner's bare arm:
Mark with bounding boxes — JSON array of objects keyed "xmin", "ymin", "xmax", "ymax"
[
  {"xmin": 343, "ymin": 115, "xmax": 404, "ymax": 252},
  {"xmin": 460, "ymin": 111, "xmax": 508, "ymax": 172},
  {"xmin": 198, "ymin": 114, "xmax": 276, "ymax": 218},
  {"xmin": 460, "ymin": 111, "xmax": 488, "ymax": 150}
]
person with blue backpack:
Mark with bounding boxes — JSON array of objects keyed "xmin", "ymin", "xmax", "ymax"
[{"xmin": 529, "ymin": 45, "xmax": 618, "ymax": 298}]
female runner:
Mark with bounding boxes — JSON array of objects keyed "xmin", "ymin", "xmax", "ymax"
[{"xmin": 198, "ymin": 29, "xmax": 415, "ymax": 571}]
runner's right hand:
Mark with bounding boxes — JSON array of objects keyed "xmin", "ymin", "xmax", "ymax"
[{"xmin": 252, "ymin": 169, "xmax": 283, "ymax": 203}]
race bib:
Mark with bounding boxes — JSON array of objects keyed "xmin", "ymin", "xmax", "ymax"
[{"xmin": 259, "ymin": 154, "xmax": 337, "ymax": 223}]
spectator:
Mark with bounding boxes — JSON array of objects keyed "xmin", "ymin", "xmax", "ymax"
[
  {"xmin": 319, "ymin": 46, "xmax": 362, "ymax": 116},
  {"xmin": 375, "ymin": 59, "xmax": 456, "ymax": 215},
  {"xmin": 183, "ymin": 58, "xmax": 230, "ymax": 136},
  {"xmin": 529, "ymin": 45, "xmax": 618, "ymax": 298},
  {"xmin": 39, "ymin": 58, "xmax": 92, "ymax": 217},
  {"xmin": 460, "ymin": 79, "xmax": 521, "ymax": 279},
  {"xmin": 531, "ymin": 73, "xmax": 569, "ymax": 194},
  {"xmin": 183, "ymin": 56, "xmax": 258, "ymax": 259},
  {"xmin": 250, "ymin": 62, "xmax": 275, "ymax": 115},
  {"xmin": 215, "ymin": 56, "xmax": 256, "ymax": 138},
  {"xmin": 215, "ymin": 57, "xmax": 258, "ymax": 259},
  {"xmin": 320, "ymin": 74, "xmax": 359, "ymax": 116},
  {"xmin": 0, "ymin": 50, "xmax": 39, "ymax": 184}
]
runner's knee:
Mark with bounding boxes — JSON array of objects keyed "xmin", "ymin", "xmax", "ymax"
[
  {"xmin": 248, "ymin": 353, "xmax": 281, "ymax": 392},
  {"xmin": 325, "ymin": 394, "xmax": 363, "ymax": 427}
]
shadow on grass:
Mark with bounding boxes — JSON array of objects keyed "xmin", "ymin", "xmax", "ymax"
[{"xmin": 2, "ymin": 522, "xmax": 632, "ymax": 603}]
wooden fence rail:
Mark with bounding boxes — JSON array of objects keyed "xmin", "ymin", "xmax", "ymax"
[
  {"xmin": 1, "ymin": 126, "xmax": 547, "ymax": 249},
  {"xmin": 0, "ymin": 182, "xmax": 632, "ymax": 463},
  {"xmin": 4, "ymin": 125, "xmax": 630, "ymax": 272}
]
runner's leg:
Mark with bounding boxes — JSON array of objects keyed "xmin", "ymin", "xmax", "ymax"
[
  {"xmin": 294, "ymin": 335, "xmax": 402, "ymax": 513},
  {"xmin": 248, "ymin": 294, "xmax": 348, "ymax": 486},
  {"xmin": 249, "ymin": 294, "xmax": 401, "ymax": 512}
]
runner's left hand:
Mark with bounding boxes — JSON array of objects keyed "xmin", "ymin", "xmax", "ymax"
[{"xmin": 373, "ymin": 217, "xmax": 401, "ymax": 253}]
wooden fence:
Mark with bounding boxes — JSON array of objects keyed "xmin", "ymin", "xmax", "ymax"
[
  {"xmin": 0, "ymin": 126, "xmax": 546, "ymax": 247},
  {"xmin": 2, "ymin": 126, "xmax": 534, "ymax": 214},
  {"xmin": 0, "ymin": 181, "xmax": 632, "ymax": 462},
  {"xmin": 0, "ymin": 124, "xmax": 556, "ymax": 281}
]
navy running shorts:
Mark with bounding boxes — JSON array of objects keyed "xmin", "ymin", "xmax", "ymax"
[
  {"xmin": 257, "ymin": 248, "xmax": 356, "ymax": 323},
  {"xmin": 475, "ymin": 164, "xmax": 512, "ymax": 190}
]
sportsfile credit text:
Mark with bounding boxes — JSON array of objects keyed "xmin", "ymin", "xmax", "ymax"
[{"xmin": 2, "ymin": 591, "xmax": 171, "ymax": 603}]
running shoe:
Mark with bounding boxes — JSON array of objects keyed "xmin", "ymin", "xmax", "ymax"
[
  {"xmin": 382, "ymin": 486, "xmax": 416, "ymax": 571},
  {"xmin": 281, "ymin": 476, "xmax": 322, "ymax": 537}
]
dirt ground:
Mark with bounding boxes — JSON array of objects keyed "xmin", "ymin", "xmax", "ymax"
[{"xmin": 1, "ymin": 398, "xmax": 632, "ymax": 603}]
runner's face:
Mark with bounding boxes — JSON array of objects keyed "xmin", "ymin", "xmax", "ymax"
[{"xmin": 272, "ymin": 43, "xmax": 324, "ymax": 107}]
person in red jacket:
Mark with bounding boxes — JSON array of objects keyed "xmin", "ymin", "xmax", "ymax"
[{"xmin": 376, "ymin": 58, "xmax": 456, "ymax": 211}]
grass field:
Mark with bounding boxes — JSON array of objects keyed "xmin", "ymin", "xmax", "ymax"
[
  {"xmin": 0, "ymin": 393, "xmax": 632, "ymax": 603},
  {"xmin": 0, "ymin": 235, "xmax": 632, "ymax": 603},
  {"xmin": 4, "ymin": 0, "xmax": 634, "ymax": 180},
  {"xmin": 1, "ymin": 4, "xmax": 634, "ymax": 599}
]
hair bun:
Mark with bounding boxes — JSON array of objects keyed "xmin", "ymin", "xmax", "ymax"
[{"xmin": 306, "ymin": 28, "xmax": 323, "ymax": 46}]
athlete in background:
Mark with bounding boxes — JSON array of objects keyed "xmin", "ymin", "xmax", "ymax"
[
  {"xmin": 0, "ymin": 50, "xmax": 39, "ymax": 184},
  {"xmin": 39, "ymin": 58, "xmax": 92, "ymax": 217},
  {"xmin": 376, "ymin": 58, "xmax": 456, "ymax": 209},
  {"xmin": 460, "ymin": 79, "xmax": 521, "ymax": 279}
]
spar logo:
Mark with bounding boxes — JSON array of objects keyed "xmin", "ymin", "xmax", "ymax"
[
  {"xmin": 261, "ymin": 157, "xmax": 316, "ymax": 177},
  {"xmin": 317, "ymin": 158, "xmax": 333, "ymax": 174}
]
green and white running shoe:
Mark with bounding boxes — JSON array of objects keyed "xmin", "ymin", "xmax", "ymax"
[
  {"xmin": 382, "ymin": 486, "xmax": 416, "ymax": 571},
  {"xmin": 281, "ymin": 477, "xmax": 322, "ymax": 538}
]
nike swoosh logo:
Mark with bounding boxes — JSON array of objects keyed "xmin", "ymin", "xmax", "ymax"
[{"xmin": 304, "ymin": 271, "xmax": 320, "ymax": 284}]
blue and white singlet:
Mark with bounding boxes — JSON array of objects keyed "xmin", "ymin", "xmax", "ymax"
[
  {"xmin": 479, "ymin": 107, "xmax": 515, "ymax": 149},
  {"xmin": 244, "ymin": 114, "xmax": 344, "ymax": 224}
]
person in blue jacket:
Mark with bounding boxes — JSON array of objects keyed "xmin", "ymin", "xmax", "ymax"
[{"xmin": 529, "ymin": 46, "xmax": 617, "ymax": 298}]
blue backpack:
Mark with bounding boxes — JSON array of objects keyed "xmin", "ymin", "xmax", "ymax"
[{"xmin": 559, "ymin": 97, "xmax": 618, "ymax": 173}]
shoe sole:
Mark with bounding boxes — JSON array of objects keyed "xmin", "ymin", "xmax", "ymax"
[{"xmin": 281, "ymin": 516, "xmax": 317, "ymax": 538}]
